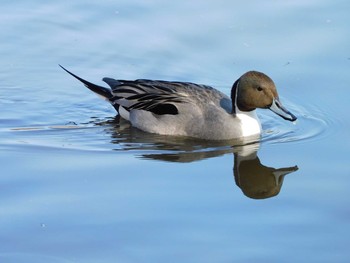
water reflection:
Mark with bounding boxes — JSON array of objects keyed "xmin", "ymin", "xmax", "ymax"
[
  {"xmin": 233, "ymin": 146, "xmax": 298, "ymax": 199},
  {"xmin": 96, "ymin": 117, "xmax": 299, "ymax": 199}
]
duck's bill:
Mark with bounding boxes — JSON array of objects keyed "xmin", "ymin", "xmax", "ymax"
[{"xmin": 269, "ymin": 99, "xmax": 297, "ymax": 122}]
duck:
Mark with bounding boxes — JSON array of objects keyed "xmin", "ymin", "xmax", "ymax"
[{"xmin": 60, "ymin": 65, "xmax": 296, "ymax": 140}]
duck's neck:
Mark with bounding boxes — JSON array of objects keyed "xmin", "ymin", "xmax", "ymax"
[
  {"xmin": 231, "ymin": 79, "xmax": 240, "ymax": 115},
  {"xmin": 231, "ymin": 79, "xmax": 262, "ymax": 137}
]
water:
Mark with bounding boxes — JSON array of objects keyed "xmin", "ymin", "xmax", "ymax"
[{"xmin": 1, "ymin": 0, "xmax": 349, "ymax": 262}]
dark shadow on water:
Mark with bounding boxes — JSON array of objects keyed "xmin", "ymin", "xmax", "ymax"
[{"xmin": 92, "ymin": 116, "xmax": 299, "ymax": 199}]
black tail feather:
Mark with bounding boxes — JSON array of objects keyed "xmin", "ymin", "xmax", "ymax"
[{"xmin": 59, "ymin": 65, "xmax": 113, "ymax": 99}]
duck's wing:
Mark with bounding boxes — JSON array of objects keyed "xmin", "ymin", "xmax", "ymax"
[
  {"xmin": 60, "ymin": 65, "xmax": 229, "ymax": 116},
  {"xmin": 103, "ymin": 78, "xmax": 202, "ymax": 115}
]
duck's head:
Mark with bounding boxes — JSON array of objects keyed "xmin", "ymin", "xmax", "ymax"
[{"xmin": 231, "ymin": 71, "xmax": 297, "ymax": 121}]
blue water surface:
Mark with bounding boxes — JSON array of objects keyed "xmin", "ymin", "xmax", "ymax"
[{"xmin": 0, "ymin": 1, "xmax": 349, "ymax": 262}]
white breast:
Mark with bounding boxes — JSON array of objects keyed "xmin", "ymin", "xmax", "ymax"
[{"xmin": 235, "ymin": 110, "xmax": 262, "ymax": 137}]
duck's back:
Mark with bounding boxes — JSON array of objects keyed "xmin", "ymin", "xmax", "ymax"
[{"xmin": 105, "ymin": 78, "xmax": 232, "ymax": 114}]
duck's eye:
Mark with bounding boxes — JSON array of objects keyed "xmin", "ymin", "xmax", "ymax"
[{"xmin": 257, "ymin": 86, "xmax": 263, "ymax": 91}]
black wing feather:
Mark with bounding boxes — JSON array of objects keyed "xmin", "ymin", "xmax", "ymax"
[
  {"xmin": 109, "ymin": 80, "xmax": 190, "ymax": 115},
  {"xmin": 61, "ymin": 66, "xmax": 191, "ymax": 116}
]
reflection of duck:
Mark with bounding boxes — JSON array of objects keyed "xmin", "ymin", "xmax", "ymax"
[
  {"xmin": 61, "ymin": 66, "xmax": 296, "ymax": 140},
  {"xmin": 93, "ymin": 117, "xmax": 298, "ymax": 199},
  {"xmin": 141, "ymin": 138, "xmax": 298, "ymax": 199},
  {"xmin": 233, "ymin": 146, "xmax": 298, "ymax": 199}
]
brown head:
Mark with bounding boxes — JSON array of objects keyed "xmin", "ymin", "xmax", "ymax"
[{"xmin": 231, "ymin": 71, "xmax": 297, "ymax": 121}]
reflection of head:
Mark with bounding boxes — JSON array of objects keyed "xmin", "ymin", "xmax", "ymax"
[{"xmin": 234, "ymin": 154, "xmax": 298, "ymax": 199}]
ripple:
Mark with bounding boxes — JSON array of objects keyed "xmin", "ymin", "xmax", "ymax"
[
  {"xmin": 2, "ymin": 100, "xmax": 334, "ymax": 161},
  {"xmin": 260, "ymin": 100, "xmax": 334, "ymax": 145}
]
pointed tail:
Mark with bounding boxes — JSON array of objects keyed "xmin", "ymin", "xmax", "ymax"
[{"xmin": 59, "ymin": 65, "xmax": 113, "ymax": 100}]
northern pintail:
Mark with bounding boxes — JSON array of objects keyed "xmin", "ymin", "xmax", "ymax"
[{"xmin": 60, "ymin": 66, "xmax": 296, "ymax": 140}]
